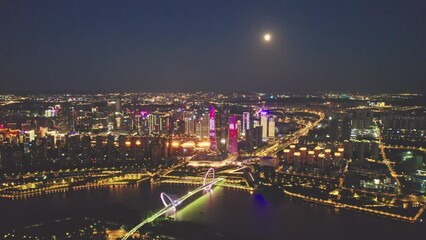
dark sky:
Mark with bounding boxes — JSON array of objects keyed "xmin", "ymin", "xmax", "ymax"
[{"xmin": 1, "ymin": 0, "xmax": 425, "ymax": 93}]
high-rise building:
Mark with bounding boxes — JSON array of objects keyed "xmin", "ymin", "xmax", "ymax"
[
  {"xmin": 195, "ymin": 113, "xmax": 209, "ymax": 139},
  {"xmin": 341, "ymin": 116, "xmax": 352, "ymax": 141},
  {"xmin": 237, "ymin": 120, "xmax": 242, "ymax": 138},
  {"xmin": 268, "ymin": 117, "xmax": 275, "ymax": 139},
  {"xmin": 245, "ymin": 128, "xmax": 254, "ymax": 152},
  {"xmin": 114, "ymin": 97, "xmax": 123, "ymax": 130},
  {"xmin": 242, "ymin": 112, "xmax": 250, "ymax": 136},
  {"xmin": 253, "ymin": 120, "xmax": 260, "ymax": 128},
  {"xmin": 44, "ymin": 108, "xmax": 56, "ymax": 117},
  {"xmin": 184, "ymin": 111, "xmax": 195, "ymax": 135},
  {"xmin": 245, "ymin": 126, "xmax": 262, "ymax": 152},
  {"xmin": 159, "ymin": 114, "xmax": 170, "ymax": 134},
  {"xmin": 260, "ymin": 111, "xmax": 268, "ymax": 142},
  {"xmin": 148, "ymin": 112, "xmax": 171, "ymax": 135},
  {"xmin": 115, "ymin": 97, "xmax": 122, "ymax": 113},
  {"xmin": 254, "ymin": 126, "xmax": 262, "ymax": 148},
  {"xmin": 228, "ymin": 116, "xmax": 238, "ymax": 155},
  {"xmin": 81, "ymin": 135, "xmax": 91, "ymax": 163},
  {"xmin": 351, "ymin": 110, "xmax": 373, "ymax": 129},
  {"xmin": 328, "ymin": 117, "xmax": 339, "ymax": 142},
  {"xmin": 115, "ymin": 115, "xmax": 122, "ymax": 130},
  {"xmin": 148, "ymin": 114, "xmax": 157, "ymax": 135},
  {"xmin": 209, "ymin": 105, "xmax": 217, "ymax": 151}
]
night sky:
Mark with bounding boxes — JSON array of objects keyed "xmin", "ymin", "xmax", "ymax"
[{"xmin": 1, "ymin": 0, "xmax": 425, "ymax": 93}]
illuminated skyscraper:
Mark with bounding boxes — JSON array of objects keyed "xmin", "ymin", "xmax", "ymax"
[
  {"xmin": 148, "ymin": 112, "xmax": 171, "ymax": 135},
  {"xmin": 115, "ymin": 97, "xmax": 122, "ymax": 113},
  {"xmin": 115, "ymin": 115, "xmax": 122, "ymax": 130},
  {"xmin": 209, "ymin": 105, "xmax": 217, "ymax": 151},
  {"xmin": 268, "ymin": 117, "xmax": 275, "ymax": 139},
  {"xmin": 260, "ymin": 110, "xmax": 268, "ymax": 141},
  {"xmin": 228, "ymin": 115, "xmax": 238, "ymax": 155},
  {"xmin": 237, "ymin": 120, "xmax": 242, "ymax": 138},
  {"xmin": 253, "ymin": 120, "xmax": 260, "ymax": 128},
  {"xmin": 184, "ymin": 111, "xmax": 195, "ymax": 135},
  {"xmin": 242, "ymin": 112, "xmax": 250, "ymax": 136},
  {"xmin": 148, "ymin": 114, "xmax": 156, "ymax": 135},
  {"xmin": 196, "ymin": 113, "xmax": 209, "ymax": 139}
]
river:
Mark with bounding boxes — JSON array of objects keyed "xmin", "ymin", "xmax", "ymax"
[{"xmin": 0, "ymin": 182, "xmax": 424, "ymax": 239}]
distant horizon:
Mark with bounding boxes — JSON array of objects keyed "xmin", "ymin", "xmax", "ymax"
[{"xmin": 0, "ymin": 89, "xmax": 424, "ymax": 95}]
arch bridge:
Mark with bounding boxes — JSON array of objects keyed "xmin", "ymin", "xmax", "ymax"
[{"xmin": 122, "ymin": 168, "xmax": 221, "ymax": 240}]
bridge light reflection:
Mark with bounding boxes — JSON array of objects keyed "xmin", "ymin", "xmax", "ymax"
[{"xmin": 122, "ymin": 168, "xmax": 221, "ymax": 240}]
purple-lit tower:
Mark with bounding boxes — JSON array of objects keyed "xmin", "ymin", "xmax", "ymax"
[
  {"xmin": 228, "ymin": 115, "xmax": 238, "ymax": 155},
  {"xmin": 209, "ymin": 105, "xmax": 217, "ymax": 151}
]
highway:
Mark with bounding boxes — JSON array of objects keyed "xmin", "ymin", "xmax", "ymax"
[
  {"xmin": 383, "ymin": 145, "xmax": 426, "ymax": 153},
  {"xmin": 374, "ymin": 121, "xmax": 402, "ymax": 190},
  {"xmin": 256, "ymin": 111, "xmax": 325, "ymax": 157},
  {"xmin": 283, "ymin": 188, "xmax": 425, "ymax": 223}
]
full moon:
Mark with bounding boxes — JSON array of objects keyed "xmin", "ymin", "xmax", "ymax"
[{"xmin": 264, "ymin": 33, "xmax": 271, "ymax": 42}]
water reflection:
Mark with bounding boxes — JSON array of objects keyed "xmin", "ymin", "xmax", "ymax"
[{"xmin": 0, "ymin": 183, "xmax": 424, "ymax": 240}]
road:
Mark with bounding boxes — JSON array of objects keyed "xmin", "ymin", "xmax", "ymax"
[{"xmin": 255, "ymin": 111, "xmax": 325, "ymax": 157}]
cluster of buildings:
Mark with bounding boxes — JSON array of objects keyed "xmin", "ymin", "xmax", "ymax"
[
  {"xmin": 1, "ymin": 91, "xmax": 274, "ymax": 171},
  {"xmin": 279, "ymin": 144, "xmax": 344, "ymax": 175},
  {"xmin": 1, "ymin": 92, "xmax": 424, "ymax": 177},
  {"xmin": 0, "ymin": 127, "xmax": 172, "ymax": 171}
]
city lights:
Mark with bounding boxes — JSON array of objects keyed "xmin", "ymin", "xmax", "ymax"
[{"xmin": 0, "ymin": 0, "xmax": 424, "ymax": 238}]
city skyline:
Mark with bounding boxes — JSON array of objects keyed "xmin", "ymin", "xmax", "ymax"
[
  {"xmin": 0, "ymin": 1, "xmax": 425, "ymax": 239},
  {"xmin": 0, "ymin": 91, "xmax": 425, "ymax": 239},
  {"xmin": 1, "ymin": 0, "xmax": 426, "ymax": 93}
]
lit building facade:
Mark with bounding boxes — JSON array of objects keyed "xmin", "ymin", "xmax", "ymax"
[
  {"xmin": 242, "ymin": 112, "xmax": 250, "ymax": 136},
  {"xmin": 260, "ymin": 111, "xmax": 268, "ymax": 141},
  {"xmin": 209, "ymin": 105, "xmax": 217, "ymax": 151},
  {"xmin": 227, "ymin": 115, "xmax": 238, "ymax": 155}
]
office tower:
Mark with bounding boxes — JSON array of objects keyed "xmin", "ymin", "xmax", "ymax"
[
  {"xmin": 245, "ymin": 128, "xmax": 254, "ymax": 152},
  {"xmin": 148, "ymin": 114, "xmax": 157, "ymax": 135},
  {"xmin": 115, "ymin": 97, "xmax": 122, "ymax": 113},
  {"xmin": 268, "ymin": 117, "xmax": 275, "ymax": 139},
  {"xmin": 228, "ymin": 116, "xmax": 238, "ymax": 155},
  {"xmin": 184, "ymin": 111, "xmax": 195, "ymax": 135},
  {"xmin": 254, "ymin": 126, "xmax": 262, "ymax": 147},
  {"xmin": 245, "ymin": 126, "xmax": 263, "ymax": 152},
  {"xmin": 253, "ymin": 120, "xmax": 260, "ymax": 128},
  {"xmin": 114, "ymin": 97, "xmax": 123, "ymax": 130},
  {"xmin": 196, "ymin": 113, "xmax": 209, "ymax": 139},
  {"xmin": 328, "ymin": 117, "xmax": 338, "ymax": 142},
  {"xmin": 115, "ymin": 115, "xmax": 122, "ymax": 130},
  {"xmin": 148, "ymin": 112, "xmax": 171, "ymax": 135},
  {"xmin": 66, "ymin": 134, "xmax": 80, "ymax": 164},
  {"xmin": 159, "ymin": 114, "xmax": 170, "ymax": 134},
  {"xmin": 81, "ymin": 135, "xmax": 91, "ymax": 163},
  {"xmin": 260, "ymin": 110, "xmax": 268, "ymax": 142},
  {"xmin": 341, "ymin": 116, "xmax": 352, "ymax": 141},
  {"xmin": 242, "ymin": 112, "xmax": 250, "ymax": 136},
  {"xmin": 209, "ymin": 105, "xmax": 217, "ymax": 151}
]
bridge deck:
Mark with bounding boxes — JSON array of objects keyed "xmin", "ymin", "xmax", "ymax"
[{"xmin": 122, "ymin": 177, "xmax": 224, "ymax": 240}]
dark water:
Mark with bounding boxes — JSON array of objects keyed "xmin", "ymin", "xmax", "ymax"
[{"xmin": 0, "ymin": 182, "xmax": 424, "ymax": 240}]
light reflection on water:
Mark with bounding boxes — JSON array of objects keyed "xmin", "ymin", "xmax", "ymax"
[{"xmin": 0, "ymin": 182, "xmax": 424, "ymax": 239}]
